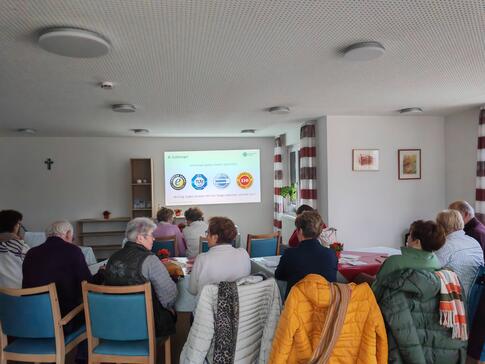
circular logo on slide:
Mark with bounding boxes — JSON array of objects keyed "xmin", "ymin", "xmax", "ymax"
[
  {"xmin": 237, "ymin": 172, "xmax": 253, "ymax": 189},
  {"xmin": 170, "ymin": 174, "xmax": 186, "ymax": 190},
  {"xmin": 191, "ymin": 174, "xmax": 208, "ymax": 190},
  {"xmin": 213, "ymin": 173, "xmax": 230, "ymax": 189}
]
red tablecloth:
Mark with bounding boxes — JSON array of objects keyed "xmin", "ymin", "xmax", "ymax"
[{"xmin": 338, "ymin": 251, "xmax": 388, "ymax": 282}]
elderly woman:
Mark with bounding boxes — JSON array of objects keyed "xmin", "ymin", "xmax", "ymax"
[
  {"xmin": 183, "ymin": 207, "xmax": 208, "ymax": 258},
  {"xmin": 153, "ymin": 207, "xmax": 186, "ymax": 257},
  {"xmin": 104, "ymin": 217, "xmax": 178, "ymax": 336},
  {"xmin": 373, "ymin": 220, "xmax": 444, "ymax": 296},
  {"xmin": 435, "ymin": 209, "xmax": 484, "ymax": 298},
  {"xmin": 188, "ymin": 216, "xmax": 250, "ymax": 296}
]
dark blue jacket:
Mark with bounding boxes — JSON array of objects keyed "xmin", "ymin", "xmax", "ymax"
[{"xmin": 275, "ymin": 238, "xmax": 338, "ymax": 298}]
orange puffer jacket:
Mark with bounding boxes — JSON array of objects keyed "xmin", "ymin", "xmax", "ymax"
[{"xmin": 269, "ymin": 274, "xmax": 388, "ymax": 364}]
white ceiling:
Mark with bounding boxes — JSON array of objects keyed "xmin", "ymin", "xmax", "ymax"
[{"xmin": 1, "ymin": 0, "xmax": 485, "ymax": 137}]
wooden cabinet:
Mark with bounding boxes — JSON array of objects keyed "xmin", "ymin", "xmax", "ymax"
[
  {"xmin": 76, "ymin": 217, "xmax": 130, "ymax": 260},
  {"xmin": 131, "ymin": 158, "xmax": 155, "ymax": 218}
]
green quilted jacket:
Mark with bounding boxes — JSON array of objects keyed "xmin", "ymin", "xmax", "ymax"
[{"xmin": 374, "ymin": 269, "xmax": 467, "ymax": 364}]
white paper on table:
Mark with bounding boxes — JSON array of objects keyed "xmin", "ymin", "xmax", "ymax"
[
  {"xmin": 340, "ymin": 254, "xmax": 360, "ymax": 260},
  {"xmin": 261, "ymin": 256, "xmax": 281, "ymax": 268},
  {"xmin": 346, "ymin": 260, "xmax": 368, "ymax": 266}
]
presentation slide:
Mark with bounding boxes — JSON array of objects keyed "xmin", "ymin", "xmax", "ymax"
[{"xmin": 164, "ymin": 149, "xmax": 261, "ymax": 206}]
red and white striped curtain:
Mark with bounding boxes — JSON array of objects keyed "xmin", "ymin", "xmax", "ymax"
[
  {"xmin": 273, "ymin": 136, "xmax": 284, "ymax": 230},
  {"xmin": 299, "ymin": 123, "xmax": 318, "ymax": 208},
  {"xmin": 476, "ymin": 107, "xmax": 485, "ymax": 223}
]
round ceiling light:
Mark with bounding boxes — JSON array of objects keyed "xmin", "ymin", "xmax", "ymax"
[
  {"xmin": 17, "ymin": 128, "xmax": 37, "ymax": 134},
  {"xmin": 241, "ymin": 129, "xmax": 256, "ymax": 134},
  {"xmin": 38, "ymin": 27, "xmax": 111, "ymax": 58},
  {"xmin": 399, "ymin": 107, "xmax": 423, "ymax": 114},
  {"xmin": 112, "ymin": 104, "xmax": 136, "ymax": 113},
  {"xmin": 131, "ymin": 129, "xmax": 149, "ymax": 135},
  {"xmin": 268, "ymin": 106, "xmax": 290, "ymax": 114},
  {"xmin": 343, "ymin": 41, "xmax": 385, "ymax": 61}
]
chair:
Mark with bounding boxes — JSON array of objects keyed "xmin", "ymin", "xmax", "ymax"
[
  {"xmin": 152, "ymin": 235, "xmax": 176, "ymax": 257},
  {"xmin": 82, "ymin": 281, "xmax": 170, "ymax": 364},
  {"xmin": 199, "ymin": 236, "xmax": 209, "ymax": 253},
  {"xmin": 0, "ymin": 283, "xmax": 86, "ymax": 364},
  {"xmin": 246, "ymin": 232, "xmax": 281, "ymax": 258}
]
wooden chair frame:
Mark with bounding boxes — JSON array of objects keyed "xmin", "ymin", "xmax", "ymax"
[
  {"xmin": 0, "ymin": 283, "xmax": 86, "ymax": 364},
  {"xmin": 153, "ymin": 235, "xmax": 177, "ymax": 257},
  {"xmin": 199, "ymin": 236, "xmax": 209, "ymax": 254},
  {"xmin": 82, "ymin": 281, "xmax": 170, "ymax": 364},
  {"xmin": 246, "ymin": 232, "xmax": 282, "ymax": 257}
]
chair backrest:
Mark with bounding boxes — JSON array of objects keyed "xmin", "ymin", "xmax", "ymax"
[
  {"xmin": 247, "ymin": 232, "xmax": 281, "ymax": 258},
  {"xmin": 82, "ymin": 282, "xmax": 154, "ymax": 342},
  {"xmin": 152, "ymin": 235, "xmax": 176, "ymax": 257},
  {"xmin": 199, "ymin": 236, "xmax": 209, "ymax": 253},
  {"xmin": 0, "ymin": 284, "xmax": 60, "ymax": 339}
]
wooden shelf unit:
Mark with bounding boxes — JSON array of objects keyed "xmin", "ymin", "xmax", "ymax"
[
  {"xmin": 131, "ymin": 158, "xmax": 155, "ymax": 218},
  {"xmin": 76, "ymin": 217, "xmax": 130, "ymax": 260}
]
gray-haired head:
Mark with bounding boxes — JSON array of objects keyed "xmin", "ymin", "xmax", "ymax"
[
  {"xmin": 46, "ymin": 220, "xmax": 74, "ymax": 239},
  {"xmin": 449, "ymin": 200, "xmax": 475, "ymax": 224},
  {"xmin": 125, "ymin": 217, "xmax": 156, "ymax": 242}
]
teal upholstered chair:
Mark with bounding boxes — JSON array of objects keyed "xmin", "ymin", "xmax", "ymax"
[
  {"xmin": 0, "ymin": 283, "xmax": 86, "ymax": 364},
  {"xmin": 151, "ymin": 235, "xmax": 176, "ymax": 257},
  {"xmin": 246, "ymin": 232, "xmax": 281, "ymax": 258},
  {"xmin": 199, "ymin": 236, "xmax": 209, "ymax": 253},
  {"xmin": 82, "ymin": 281, "xmax": 170, "ymax": 364}
]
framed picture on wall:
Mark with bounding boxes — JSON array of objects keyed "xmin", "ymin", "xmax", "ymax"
[
  {"xmin": 352, "ymin": 149, "xmax": 379, "ymax": 171},
  {"xmin": 398, "ymin": 149, "xmax": 421, "ymax": 180}
]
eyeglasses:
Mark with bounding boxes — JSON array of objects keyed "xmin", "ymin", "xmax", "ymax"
[{"xmin": 143, "ymin": 233, "xmax": 155, "ymax": 239}]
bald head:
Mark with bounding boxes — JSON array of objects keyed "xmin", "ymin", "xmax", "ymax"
[{"xmin": 448, "ymin": 200, "xmax": 474, "ymax": 224}]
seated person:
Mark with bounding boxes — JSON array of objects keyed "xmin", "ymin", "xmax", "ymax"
[
  {"xmin": 0, "ymin": 209, "xmax": 29, "ymax": 288},
  {"xmin": 104, "ymin": 217, "xmax": 178, "ymax": 337},
  {"xmin": 183, "ymin": 207, "xmax": 208, "ymax": 258},
  {"xmin": 435, "ymin": 209, "xmax": 484, "ymax": 298},
  {"xmin": 153, "ymin": 207, "xmax": 186, "ymax": 257},
  {"xmin": 275, "ymin": 211, "xmax": 337, "ymax": 298},
  {"xmin": 449, "ymin": 200, "xmax": 485, "ymax": 257},
  {"xmin": 189, "ymin": 217, "xmax": 250, "ymax": 296},
  {"xmin": 288, "ymin": 204, "xmax": 314, "ymax": 247},
  {"xmin": 372, "ymin": 220, "xmax": 444, "ymax": 296},
  {"xmin": 22, "ymin": 220, "xmax": 93, "ymax": 334}
]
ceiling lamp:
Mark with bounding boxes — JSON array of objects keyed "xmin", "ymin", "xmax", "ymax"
[
  {"xmin": 399, "ymin": 107, "xmax": 423, "ymax": 114},
  {"xmin": 38, "ymin": 27, "xmax": 111, "ymax": 58},
  {"xmin": 343, "ymin": 41, "xmax": 385, "ymax": 61},
  {"xmin": 17, "ymin": 128, "xmax": 37, "ymax": 134},
  {"xmin": 241, "ymin": 129, "xmax": 256, "ymax": 134},
  {"xmin": 268, "ymin": 106, "xmax": 290, "ymax": 114},
  {"xmin": 131, "ymin": 129, "xmax": 149, "ymax": 134},
  {"xmin": 112, "ymin": 104, "xmax": 136, "ymax": 113}
]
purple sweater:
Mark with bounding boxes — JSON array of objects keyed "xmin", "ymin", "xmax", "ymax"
[{"xmin": 22, "ymin": 236, "xmax": 93, "ymax": 332}]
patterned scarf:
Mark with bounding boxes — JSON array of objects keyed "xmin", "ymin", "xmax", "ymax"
[
  {"xmin": 213, "ymin": 281, "xmax": 239, "ymax": 364},
  {"xmin": 434, "ymin": 269, "xmax": 468, "ymax": 341},
  {"xmin": 308, "ymin": 283, "xmax": 352, "ymax": 364}
]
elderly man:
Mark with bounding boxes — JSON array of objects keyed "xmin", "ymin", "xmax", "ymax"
[
  {"xmin": 104, "ymin": 217, "xmax": 177, "ymax": 337},
  {"xmin": 449, "ymin": 200, "xmax": 485, "ymax": 255},
  {"xmin": 23, "ymin": 220, "xmax": 93, "ymax": 334}
]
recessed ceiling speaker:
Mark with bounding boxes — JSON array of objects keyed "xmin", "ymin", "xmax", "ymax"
[
  {"xmin": 399, "ymin": 107, "xmax": 423, "ymax": 114},
  {"xmin": 112, "ymin": 104, "xmax": 136, "ymax": 113},
  {"xmin": 343, "ymin": 41, "xmax": 385, "ymax": 61},
  {"xmin": 268, "ymin": 106, "xmax": 290, "ymax": 114},
  {"xmin": 38, "ymin": 27, "xmax": 111, "ymax": 58}
]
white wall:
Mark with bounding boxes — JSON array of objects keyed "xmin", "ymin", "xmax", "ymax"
[
  {"xmin": 444, "ymin": 107, "xmax": 478, "ymax": 205},
  {"xmin": 325, "ymin": 115, "xmax": 446, "ymax": 249},
  {"xmin": 0, "ymin": 137, "xmax": 274, "ymax": 246}
]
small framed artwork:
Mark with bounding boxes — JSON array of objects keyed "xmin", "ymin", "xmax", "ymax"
[
  {"xmin": 398, "ymin": 149, "xmax": 421, "ymax": 180},
  {"xmin": 352, "ymin": 149, "xmax": 379, "ymax": 171}
]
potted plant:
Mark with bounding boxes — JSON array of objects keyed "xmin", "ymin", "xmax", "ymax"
[
  {"xmin": 280, "ymin": 184, "xmax": 297, "ymax": 213},
  {"xmin": 102, "ymin": 210, "xmax": 111, "ymax": 219},
  {"xmin": 329, "ymin": 242, "xmax": 344, "ymax": 259},
  {"xmin": 157, "ymin": 248, "xmax": 171, "ymax": 261}
]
